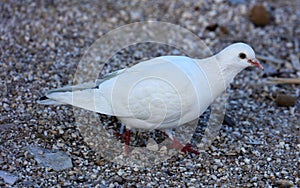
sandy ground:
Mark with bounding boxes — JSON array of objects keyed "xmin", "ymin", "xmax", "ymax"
[{"xmin": 0, "ymin": 0, "xmax": 299, "ymax": 187}]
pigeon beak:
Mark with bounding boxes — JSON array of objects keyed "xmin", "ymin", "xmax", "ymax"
[{"xmin": 248, "ymin": 58, "xmax": 264, "ymax": 70}]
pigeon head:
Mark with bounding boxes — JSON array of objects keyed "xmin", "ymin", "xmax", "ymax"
[{"xmin": 217, "ymin": 43, "xmax": 264, "ymax": 71}]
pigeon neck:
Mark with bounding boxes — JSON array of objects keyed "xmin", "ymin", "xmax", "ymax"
[
  {"xmin": 214, "ymin": 47, "xmax": 249, "ymax": 87},
  {"xmin": 217, "ymin": 60, "xmax": 245, "ymax": 87},
  {"xmin": 195, "ymin": 57, "xmax": 227, "ymax": 98}
]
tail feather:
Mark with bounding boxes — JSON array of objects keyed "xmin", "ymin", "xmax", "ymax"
[
  {"xmin": 44, "ymin": 89, "xmax": 114, "ymax": 115},
  {"xmin": 37, "ymin": 81, "xmax": 99, "ymax": 105},
  {"xmin": 37, "ymin": 96, "xmax": 65, "ymax": 105},
  {"xmin": 44, "ymin": 69, "xmax": 126, "ymax": 95},
  {"xmin": 37, "ymin": 82, "xmax": 115, "ymax": 115},
  {"xmin": 46, "ymin": 81, "xmax": 98, "ymax": 95},
  {"xmin": 37, "ymin": 68, "xmax": 126, "ymax": 115}
]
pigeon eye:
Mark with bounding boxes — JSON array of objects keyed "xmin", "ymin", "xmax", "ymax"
[{"xmin": 239, "ymin": 53, "xmax": 247, "ymax": 59}]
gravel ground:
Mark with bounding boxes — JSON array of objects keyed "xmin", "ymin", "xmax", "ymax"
[{"xmin": 1, "ymin": 0, "xmax": 299, "ymax": 187}]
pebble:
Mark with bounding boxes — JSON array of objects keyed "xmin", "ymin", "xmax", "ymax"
[
  {"xmin": 117, "ymin": 169, "xmax": 125, "ymax": 176},
  {"xmin": 275, "ymin": 94, "xmax": 297, "ymax": 107},
  {"xmin": 290, "ymin": 54, "xmax": 300, "ymax": 70},
  {"xmin": 228, "ymin": 0, "xmax": 247, "ymax": 5},
  {"xmin": 244, "ymin": 158, "xmax": 250, "ymax": 164},
  {"xmin": 0, "ymin": 170, "xmax": 18, "ymax": 185},
  {"xmin": 274, "ymin": 179, "xmax": 294, "ymax": 188},
  {"xmin": 58, "ymin": 127, "xmax": 64, "ymax": 134},
  {"xmin": 26, "ymin": 146, "xmax": 73, "ymax": 171},
  {"xmin": 249, "ymin": 4, "xmax": 270, "ymax": 26},
  {"xmin": 146, "ymin": 138, "xmax": 159, "ymax": 151}
]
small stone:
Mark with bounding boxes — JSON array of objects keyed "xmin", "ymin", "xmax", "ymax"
[
  {"xmin": 274, "ymin": 179, "xmax": 294, "ymax": 188},
  {"xmin": 275, "ymin": 94, "xmax": 296, "ymax": 107},
  {"xmin": 206, "ymin": 23, "xmax": 218, "ymax": 31},
  {"xmin": 219, "ymin": 25, "xmax": 230, "ymax": 35},
  {"xmin": 0, "ymin": 124, "xmax": 17, "ymax": 130},
  {"xmin": 249, "ymin": 4, "xmax": 270, "ymax": 26},
  {"xmin": 244, "ymin": 158, "xmax": 250, "ymax": 164},
  {"xmin": 146, "ymin": 139, "xmax": 158, "ymax": 151},
  {"xmin": 286, "ymin": 42, "xmax": 293, "ymax": 48},
  {"xmin": 57, "ymin": 142, "xmax": 65, "ymax": 147},
  {"xmin": 91, "ymin": 174, "xmax": 97, "ymax": 179},
  {"xmin": 279, "ymin": 141, "xmax": 285, "ymax": 147},
  {"xmin": 159, "ymin": 146, "xmax": 168, "ymax": 154},
  {"xmin": 182, "ymin": 12, "xmax": 193, "ymax": 19},
  {"xmin": 71, "ymin": 133, "xmax": 77, "ymax": 138},
  {"xmin": 211, "ymin": 174, "xmax": 217, "ymax": 180},
  {"xmin": 250, "ymin": 177, "xmax": 258, "ymax": 182},
  {"xmin": 26, "ymin": 146, "xmax": 73, "ymax": 171},
  {"xmin": 58, "ymin": 128, "xmax": 64, "ymax": 134},
  {"xmin": 130, "ymin": 11, "xmax": 142, "ymax": 20},
  {"xmin": 280, "ymin": 170, "xmax": 288, "ymax": 176},
  {"xmin": 290, "ymin": 54, "xmax": 300, "ymax": 70},
  {"xmin": 48, "ymin": 41, "xmax": 55, "ymax": 49},
  {"xmin": 241, "ymin": 147, "xmax": 247, "ymax": 153},
  {"xmin": 0, "ymin": 170, "xmax": 18, "ymax": 185},
  {"xmin": 262, "ymin": 64, "xmax": 277, "ymax": 76},
  {"xmin": 117, "ymin": 169, "xmax": 124, "ymax": 176},
  {"xmin": 112, "ymin": 175, "xmax": 124, "ymax": 184},
  {"xmin": 133, "ymin": 167, "xmax": 139, "ymax": 172},
  {"xmin": 109, "ymin": 17, "xmax": 117, "ymax": 23},
  {"xmin": 228, "ymin": 0, "xmax": 247, "ymax": 5}
]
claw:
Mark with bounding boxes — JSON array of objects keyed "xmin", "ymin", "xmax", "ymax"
[
  {"xmin": 181, "ymin": 143, "xmax": 200, "ymax": 155},
  {"xmin": 162, "ymin": 131, "xmax": 199, "ymax": 155}
]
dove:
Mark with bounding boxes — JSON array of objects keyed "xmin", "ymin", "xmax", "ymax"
[{"xmin": 38, "ymin": 43, "xmax": 263, "ymax": 155}]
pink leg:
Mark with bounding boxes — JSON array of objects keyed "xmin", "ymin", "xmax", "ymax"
[
  {"xmin": 114, "ymin": 128, "xmax": 131, "ymax": 156},
  {"xmin": 124, "ymin": 129, "xmax": 130, "ymax": 156}
]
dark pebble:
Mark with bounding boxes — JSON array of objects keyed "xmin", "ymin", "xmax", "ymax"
[
  {"xmin": 275, "ymin": 94, "xmax": 297, "ymax": 107},
  {"xmin": 249, "ymin": 5, "xmax": 270, "ymax": 26}
]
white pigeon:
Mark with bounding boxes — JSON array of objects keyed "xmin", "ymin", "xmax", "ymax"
[{"xmin": 38, "ymin": 42, "xmax": 263, "ymax": 154}]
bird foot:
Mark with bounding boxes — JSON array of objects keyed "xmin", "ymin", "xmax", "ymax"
[
  {"xmin": 181, "ymin": 143, "xmax": 200, "ymax": 155},
  {"xmin": 114, "ymin": 131, "xmax": 125, "ymax": 141},
  {"xmin": 166, "ymin": 135, "xmax": 199, "ymax": 155}
]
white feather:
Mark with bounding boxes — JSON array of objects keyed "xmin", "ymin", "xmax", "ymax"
[{"xmin": 38, "ymin": 43, "xmax": 261, "ymax": 130}]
